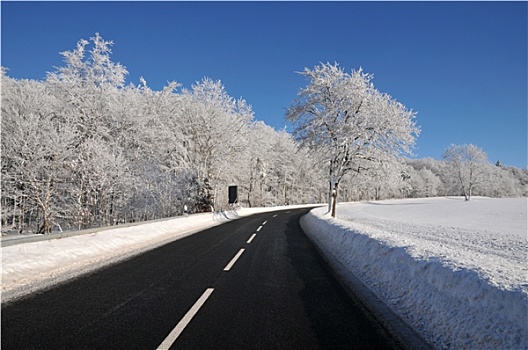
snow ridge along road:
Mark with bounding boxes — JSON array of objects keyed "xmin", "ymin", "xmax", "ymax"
[
  {"xmin": 1, "ymin": 206, "xmax": 307, "ymax": 302},
  {"xmin": 301, "ymin": 197, "xmax": 527, "ymax": 350}
]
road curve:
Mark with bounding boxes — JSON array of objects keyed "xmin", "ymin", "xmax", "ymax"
[{"xmin": 2, "ymin": 208, "xmax": 406, "ymax": 349}]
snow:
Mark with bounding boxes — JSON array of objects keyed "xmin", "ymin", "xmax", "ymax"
[
  {"xmin": 2, "ymin": 198, "xmax": 527, "ymax": 349},
  {"xmin": 1, "ymin": 206, "xmax": 301, "ymax": 302},
  {"xmin": 301, "ymin": 197, "xmax": 527, "ymax": 350}
]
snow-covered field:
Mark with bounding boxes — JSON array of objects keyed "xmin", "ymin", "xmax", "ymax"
[
  {"xmin": 301, "ymin": 197, "xmax": 527, "ymax": 350},
  {"xmin": 2, "ymin": 198, "xmax": 526, "ymax": 349}
]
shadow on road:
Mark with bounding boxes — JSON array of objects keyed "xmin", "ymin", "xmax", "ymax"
[{"xmin": 285, "ymin": 209, "xmax": 403, "ymax": 350}]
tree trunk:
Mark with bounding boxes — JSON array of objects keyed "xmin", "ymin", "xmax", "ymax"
[
  {"xmin": 328, "ymin": 180, "xmax": 333, "ymax": 213},
  {"xmin": 328, "ymin": 159, "xmax": 333, "ymax": 213},
  {"xmin": 37, "ymin": 211, "xmax": 51, "ymax": 234},
  {"xmin": 331, "ymin": 182, "xmax": 338, "ymax": 218},
  {"xmin": 19, "ymin": 195, "xmax": 26, "ymax": 234},
  {"xmin": 462, "ymin": 187, "xmax": 469, "ymax": 201},
  {"xmin": 247, "ymin": 179, "xmax": 253, "ymax": 208}
]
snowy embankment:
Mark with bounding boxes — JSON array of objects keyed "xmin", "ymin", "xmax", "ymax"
[
  {"xmin": 301, "ymin": 197, "xmax": 527, "ymax": 350},
  {"xmin": 1, "ymin": 206, "xmax": 305, "ymax": 302}
]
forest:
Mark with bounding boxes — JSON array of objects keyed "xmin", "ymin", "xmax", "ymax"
[{"xmin": 2, "ymin": 34, "xmax": 526, "ymax": 234}]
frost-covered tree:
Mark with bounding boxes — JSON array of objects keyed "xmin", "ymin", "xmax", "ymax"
[
  {"xmin": 484, "ymin": 164, "xmax": 521, "ymax": 197},
  {"xmin": 180, "ymin": 78, "xmax": 253, "ymax": 211},
  {"xmin": 403, "ymin": 157, "xmax": 526, "ymax": 199},
  {"xmin": 46, "ymin": 33, "xmax": 127, "ymax": 143},
  {"xmin": 244, "ymin": 122, "xmax": 275, "ymax": 207},
  {"xmin": 3, "ymin": 34, "xmax": 321, "ymax": 233},
  {"xmin": 43, "ymin": 34, "xmax": 133, "ymax": 228},
  {"xmin": 409, "ymin": 166, "xmax": 441, "ymax": 198},
  {"xmin": 288, "ymin": 145, "xmax": 327, "ymax": 205},
  {"xmin": 242, "ymin": 122, "xmax": 325, "ymax": 207},
  {"xmin": 503, "ymin": 166, "xmax": 528, "ymax": 197},
  {"xmin": 442, "ymin": 144, "xmax": 489, "ymax": 201},
  {"xmin": 1, "ymin": 73, "xmax": 77, "ymax": 233},
  {"xmin": 340, "ymin": 159, "xmax": 408, "ymax": 201},
  {"xmin": 286, "ymin": 62, "xmax": 419, "ymax": 217}
]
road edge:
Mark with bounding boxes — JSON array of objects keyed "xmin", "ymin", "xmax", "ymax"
[{"xmin": 299, "ymin": 213, "xmax": 434, "ymax": 350}]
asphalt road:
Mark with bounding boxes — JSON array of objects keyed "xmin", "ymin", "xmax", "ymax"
[{"xmin": 2, "ymin": 208, "xmax": 405, "ymax": 349}]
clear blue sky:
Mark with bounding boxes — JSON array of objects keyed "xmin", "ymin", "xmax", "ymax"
[{"xmin": 2, "ymin": 1, "xmax": 527, "ymax": 168}]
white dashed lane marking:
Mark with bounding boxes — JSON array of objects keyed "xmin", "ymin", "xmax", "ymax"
[
  {"xmin": 223, "ymin": 249, "xmax": 245, "ymax": 271},
  {"xmin": 159, "ymin": 216, "xmax": 274, "ymax": 347},
  {"xmin": 157, "ymin": 288, "xmax": 214, "ymax": 349}
]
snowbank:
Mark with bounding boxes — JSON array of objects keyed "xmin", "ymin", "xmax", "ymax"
[
  {"xmin": 1, "ymin": 205, "xmax": 311, "ymax": 302},
  {"xmin": 1, "ymin": 212, "xmax": 220, "ymax": 301},
  {"xmin": 301, "ymin": 197, "xmax": 527, "ymax": 350}
]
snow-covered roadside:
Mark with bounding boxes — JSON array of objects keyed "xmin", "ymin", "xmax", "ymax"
[
  {"xmin": 301, "ymin": 197, "xmax": 527, "ymax": 350},
  {"xmin": 1, "ymin": 206, "xmax": 309, "ymax": 302}
]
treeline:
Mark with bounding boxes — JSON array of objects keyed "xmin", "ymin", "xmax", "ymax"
[
  {"xmin": 1, "ymin": 34, "xmax": 325, "ymax": 234},
  {"xmin": 2, "ymin": 34, "xmax": 525, "ymax": 234},
  {"xmin": 337, "ymin": 156, "xmax": 528, "ymax": 202}
]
